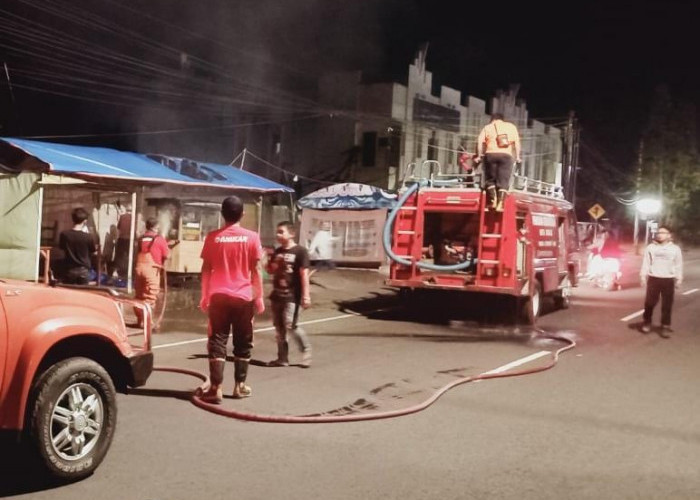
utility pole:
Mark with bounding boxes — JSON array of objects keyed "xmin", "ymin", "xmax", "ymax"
[
  {"xmin": 562, "ymin": 110, "xmax": 576, "ymax": 202},
  {"xmin": 571, "ymin": 118, "xmax": 580, "ymax": 207},
  {"xmin": 633, "ymin": 139, "xmax": 643, "ymax": 254}
]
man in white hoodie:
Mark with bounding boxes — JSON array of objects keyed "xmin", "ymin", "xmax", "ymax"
[{"xmin": 639, "ymin": 225, "xmax": 683, "ymax": 337}]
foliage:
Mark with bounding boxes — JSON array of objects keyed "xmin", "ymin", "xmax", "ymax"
[{"xmin": 642, "ymin": 85, "xmax": 700, "ymax": 239}]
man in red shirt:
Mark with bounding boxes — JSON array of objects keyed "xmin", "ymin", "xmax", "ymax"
[
  {"xmin": 198, "ymin": 196, "xmax": 265, "ymax": 403},
  {"xmin": 134, "ymin": 217, "xmax": 170, "ymax": 329}
]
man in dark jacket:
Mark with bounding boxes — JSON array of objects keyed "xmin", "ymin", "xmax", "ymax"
[{"xmin": 59, "ymin": 207, "xmax": 97, "ymax": 285}]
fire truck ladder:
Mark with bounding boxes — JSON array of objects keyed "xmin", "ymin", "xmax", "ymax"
[{"xmin": 475, "ymin": 191, "xmax": 505, "ymax": 286}]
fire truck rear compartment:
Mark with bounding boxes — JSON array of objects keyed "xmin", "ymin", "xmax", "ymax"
[{"xmin": 423, "ymin": 211, "xmax": 479, "ymax": 270}]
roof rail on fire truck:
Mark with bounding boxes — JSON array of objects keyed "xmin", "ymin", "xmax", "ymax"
[
  {"xmin": 401, "ymin": 160, "xmax": 481, "ymax": 190},
  {"xmin": 512, "ymin": 173, "xmax": 564, "ymax": 199}
]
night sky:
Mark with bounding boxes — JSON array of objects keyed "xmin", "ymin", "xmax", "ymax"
[{"xmin": 1, "ymin": 0, "xmax": 698, "ymax": 201}]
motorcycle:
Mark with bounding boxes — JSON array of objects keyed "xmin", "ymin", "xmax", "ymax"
[{"xmin": 589, "ymin": 253, "xmax": 622, "ymax": 291}]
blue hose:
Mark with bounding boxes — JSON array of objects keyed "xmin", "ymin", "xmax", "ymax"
[{"xmin": 383, "ymin": 181, "xmax": 473, "ymax": 271}]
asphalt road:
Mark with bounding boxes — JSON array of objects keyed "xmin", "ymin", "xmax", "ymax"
[{"xmin": 3, "ymin": 250, "xmax": 699, "ymax": 500}]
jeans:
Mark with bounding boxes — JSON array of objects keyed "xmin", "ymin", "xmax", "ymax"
[
  {"xmin": 207, "ymin": 294, "xmax": 255, "ymax": 360},
  {"xmin": 643, "ymin": 276, "xmax": 675, "ymax": 326},
  {"xmin": 271, "ymin": 299, "xmax": 311, "ymax": 352}
]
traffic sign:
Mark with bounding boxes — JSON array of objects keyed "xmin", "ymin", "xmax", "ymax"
[{"xmin": 588, "ymin": 203, "xmax": 606, "ymax": 220}]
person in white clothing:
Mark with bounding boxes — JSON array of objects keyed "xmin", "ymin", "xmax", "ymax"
[
  {"xmin": 308, "ymin": 222, "xmax": 336, "ymax": 271},
  {"xmin": 639, "ymin": 225, "xmax": 683, "ymax": 337}
]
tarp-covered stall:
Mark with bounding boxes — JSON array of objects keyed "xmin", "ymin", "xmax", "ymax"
[
  {"xmin": 0, "ymin": 137, "xmax": 292, "ymax": 283},
  {"xmin": 0, "ymin": 172, "xmax": 42, "ymax": 280},
  {"xmin": 297, "ymin": 183, "xmax": 397, "ymax": 266}
]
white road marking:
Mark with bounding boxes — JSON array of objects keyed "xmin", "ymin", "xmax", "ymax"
[
  {"xmin": 620, "ymin": 289, "xmax": 696, "ymax": 321},
  {"xmin": 620, "ymin": 310, "xmax": 644, "ymax": 322},
  {"xmin": 481, "ymin": 350, "xmax": 550, "ymax": 375},
  {"xmin": 153, "ymin": 312, "xmax": 358, "ymax": 350}
]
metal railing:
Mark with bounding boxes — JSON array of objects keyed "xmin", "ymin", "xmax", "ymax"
[{"xmin": 401, "ymin": 160, "xmax": 563, "ymax": 199}]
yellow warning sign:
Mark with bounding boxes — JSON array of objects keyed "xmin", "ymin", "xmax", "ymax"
[{"xmin": 588, "ymin": 203, "xmax": 606, "ymax": 220}]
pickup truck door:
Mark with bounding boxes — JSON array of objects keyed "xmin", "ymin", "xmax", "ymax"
[{"xmin": 0, "ymin": 288, "xmax": 7, "ymax": 390}]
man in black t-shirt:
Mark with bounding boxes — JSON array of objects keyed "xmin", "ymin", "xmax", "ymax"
[
  {"xmin": 267, "ymin": 221, "xmax": 312, "ymax": 367},
  {"xmin": 59, "ymin": 207, "xmax": 98, "ymax": 285}
]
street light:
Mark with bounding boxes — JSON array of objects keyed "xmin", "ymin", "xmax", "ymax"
[
  {"xmin": 636, "ymin": 198, "xmax": 662, "ymax": 216},
  {"xmin": 634, "ymin": 197, "xmax": 662, "ymax": 252}
]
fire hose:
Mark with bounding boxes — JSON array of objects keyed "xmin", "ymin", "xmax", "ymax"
[
  {"xmin": 152, "ymin": 330, "xmax": 575, "ymax": 423},
  {"xmin": 382, "ymin": 180, "xmax": 473, "ymax": 272}
]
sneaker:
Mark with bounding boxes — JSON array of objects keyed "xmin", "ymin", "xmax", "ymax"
[
  {"xmin": 300, "ymin": 350, "xmax": 312, "ymax": 368},
  {"xmin": 267, "ymin": 359, "xmax": 289, "ymax": 367},
  {"xmin": 233, "ymin": 382, "xmax": 252, "ymax": 399},
  {"xmin": 660, "ymin": 325, "xmax": 673, "ymax": 338},
  {"xmin": 640, "ymin": 324, "xmax": 651, "ymax": 333},
  {"xmin": 198, "ymin": 385, "xmax": 223, "ymax": 404}
]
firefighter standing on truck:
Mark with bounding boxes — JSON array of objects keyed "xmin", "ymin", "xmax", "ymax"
[
  {"xmin": 476, "ymin": 113, "xmax": 522, "ymax": 211},
  {"xmin": 134, "ymin": 217, "xmax": 170, "ymax": 329}
]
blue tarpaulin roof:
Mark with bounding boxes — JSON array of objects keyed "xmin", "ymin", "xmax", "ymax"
[
  {"xmin": 145, "ymin": 154, "xmax": 291, "ymax": 192},
  {"xmin": 0, "ymin": 137, "xmax": 291, "ymax": 193}
]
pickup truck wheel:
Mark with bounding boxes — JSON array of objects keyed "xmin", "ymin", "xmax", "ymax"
[{"xmin": 30, "ymin": 357, "xmax": 117, "ymax": 481}]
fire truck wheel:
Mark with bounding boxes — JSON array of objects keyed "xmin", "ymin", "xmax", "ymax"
[
  {"xmin": 29, "ymin": 357, "xmax": 117, "ymax": 481},
  {"xmin": 519, "ymin": 281, "xmax": 542, "ymax": 324},
  {"xmin": 554, "ymin": 278, "xmax": 571, "ymax": 309}
]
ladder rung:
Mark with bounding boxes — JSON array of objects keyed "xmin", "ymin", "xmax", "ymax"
[
  {"xmin": 481, "ymin": 233, "xmax": 501, "ymax": 238},
  {"xmin": 479, "ymin": 259, "xmax": 500, "ymax": 264},
  {"xmin": 397, "ymin": 230, "xmax": 416, "ymax": 235},
  {"xmin": 399, "ymin": 206, "xmax": 418, "ymax": 210}
]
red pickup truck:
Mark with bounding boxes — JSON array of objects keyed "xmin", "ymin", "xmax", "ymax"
[{"xmin": 0, "ymin": 279, "xmax": 153, "ymax": 481}]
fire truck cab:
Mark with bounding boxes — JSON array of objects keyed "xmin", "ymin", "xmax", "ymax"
[{"xmin": 384, "ymin": 161, "xmax": 582, "ymax": 323}]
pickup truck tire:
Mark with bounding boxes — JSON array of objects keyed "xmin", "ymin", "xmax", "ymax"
[{"xmin": 30, "ymin": 357, "xmax": 117, "ymax": 481}]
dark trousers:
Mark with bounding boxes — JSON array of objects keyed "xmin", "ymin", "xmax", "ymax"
[
  {"xmin": 63, "ymin": 266, "xmax": 89, "ymax": 285},
  {"xmin": 113, "ymin": 238, "xmax": 131, "ymax": 277},
  {"xmin": 643, "ymin": 276, "xmax": 675, "ymax": 326},
  {"xmin": 484, "ymin": 153, "xmax": 515, "ymax": 190},
  {"xmin": 207, "ymin": 294, "xmax": 255, "ymax": 360}
]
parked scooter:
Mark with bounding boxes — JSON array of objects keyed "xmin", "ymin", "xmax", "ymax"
[{"xmin": 590, "ymin": 254, "xmax": 622, "ymax": 291}]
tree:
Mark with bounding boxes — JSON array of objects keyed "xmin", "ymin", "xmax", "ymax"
[{"xmin": 642, "ymin": 85, "xmax": 700, "ymax": 239}]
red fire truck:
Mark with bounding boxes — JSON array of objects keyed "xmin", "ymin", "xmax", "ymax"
[{"xmin": 383, "ymin": 161, "xmax": 582, "ymax": 323}]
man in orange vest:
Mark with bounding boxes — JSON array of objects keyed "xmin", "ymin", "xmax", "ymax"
[
  {"xmin": 134, "ymin": 217, "xmax": 170, "ymax": 329},
  {"xmin": 476, "ymin": 113, "xmax": 522, "ymax": 211}
]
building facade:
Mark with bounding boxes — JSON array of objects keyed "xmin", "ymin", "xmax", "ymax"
[{"xmin": 238, "ymin": 53, "xmax": 564, "ymax": 193}]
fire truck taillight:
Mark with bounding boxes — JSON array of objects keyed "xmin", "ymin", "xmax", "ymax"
[
  {"xmin": 483, "ymin": 267, "xmax": 496, "ymax": 277},
  {"xmin": 502, "ymin": 268, "xmax": 512, "ymax": 278}
]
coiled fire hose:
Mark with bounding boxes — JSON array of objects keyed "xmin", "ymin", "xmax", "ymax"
[
  {"xmin": 382, "ymin": 180, "xmax": 473, "ymax": 272},
  {"xmin": 153, "ymin": 329, "xmax": 575, "ymax": 423}
]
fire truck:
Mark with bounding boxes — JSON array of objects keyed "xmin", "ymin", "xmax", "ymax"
[{"xmin": 383, "ymin": 161, "xmax": 582, "ymax": 323}]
